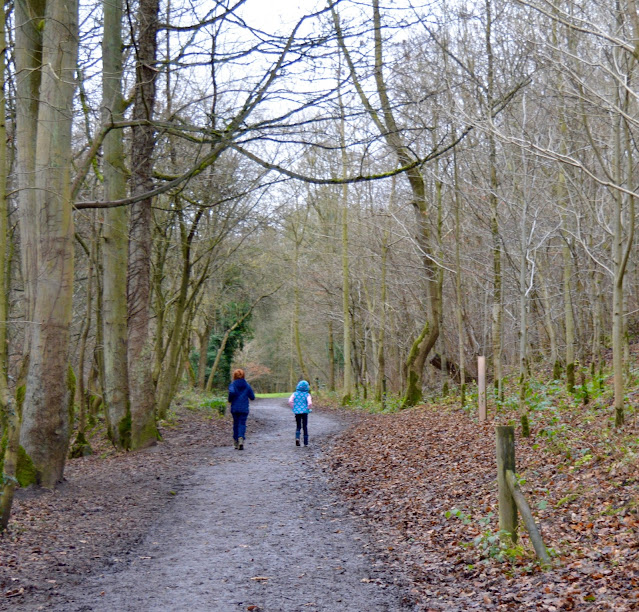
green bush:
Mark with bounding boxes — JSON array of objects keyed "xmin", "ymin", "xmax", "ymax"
[{"xmin": 201, "ymin": 397, "xmax": 227, "ymax": 417}]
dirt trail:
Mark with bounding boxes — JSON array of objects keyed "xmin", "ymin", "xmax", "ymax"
[{"xmin": 40, "ymin": 399, "xmax": 413, "ymax": 612}]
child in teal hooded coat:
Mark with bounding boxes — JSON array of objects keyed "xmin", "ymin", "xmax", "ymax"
[{"xmin": 288, "ymin": 379, "xmax": 312, "ymax": 446}]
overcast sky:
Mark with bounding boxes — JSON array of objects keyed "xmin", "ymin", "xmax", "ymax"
[{"xmin": 242, "ymin": 0, "xmax": 317, "ymax": 34}]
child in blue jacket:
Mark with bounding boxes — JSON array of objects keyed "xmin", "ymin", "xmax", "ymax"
[
  {"xmin": 228, "ymin": 369, "xmax": 255, "ymax": 450},
  {"xmin": 288, "ymin": 379, "xmax": 312, "ymax": 446}
]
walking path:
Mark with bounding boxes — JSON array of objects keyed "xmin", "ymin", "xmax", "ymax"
[{"xmin": 47, "ymin": 399, "xmax": 412, "ymax": 611}]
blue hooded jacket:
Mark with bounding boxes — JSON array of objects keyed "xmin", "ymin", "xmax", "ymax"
[
  {"xmin": 290, "ymin": 380, "xmax": 311, "ymax": 414},
  {"xmin": 228, "ymin": 378, "xmax": 255, "ymax": 414}
]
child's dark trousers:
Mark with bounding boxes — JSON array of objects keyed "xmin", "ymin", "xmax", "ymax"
[
  {"xmin": 295, "ymin": 413, "xmax": 308, "ymax": 445},
  {"xmin": 232, "ymin": 411, "xmax": 248, "ymax": 441}
]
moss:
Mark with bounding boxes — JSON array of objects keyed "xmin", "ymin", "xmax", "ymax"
[
  {"xmin": 15, "ymin": 385, "xmax": 26, "ymax": 414},
  {"xmin": 16, "ymin": 446, "xmax": 37, "ymax": 487},
  {"xmin": 69, "ymin": 431, "xmax": 93, "ymax": 459},
  {"xmin": 552, "ymin": 361, "xmax": 562, "ymax": 381},
  {"xmin": 67, "ymin": 365, "xmax": 77, "ymax": 439},
  {"xmin": 2, "ymin": 386, "xmax": 36, "ymax": 486},
  {"xmin": 442, "ymin": 381, "xmax": 449, "ymax": 397},
  {"xmin": 460, "ymin": 383, "xmax": 466, "ymax": 408},
  {"xmin": 566, "ymin": 362, "xmax": 575, "ymax": 393},
  {"xmin": 521, "ymin": 413, "xmax": 530, "ymax": 438},
  {"xmin": 131, "ymin": 417, "xmax": 161, "ymax": 449},
  {"xmin": 117, "ymin": 412, "xmax": 132, "ymax": 451},
  {"xmin": 341, "ymin": 392, "xmax": 352, "ymax": 406},
  {"xmin": 581, "ymin": 372, "xmax": 589, "ymax": 405},
  {"xmin": 0, "ymin": 430, "xmax": 6, "ymax": 474},
  {"xmin": 401, "ymin": 370, "xmax": 422, "ymax": 408}
]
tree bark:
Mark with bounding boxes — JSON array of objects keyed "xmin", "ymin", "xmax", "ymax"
[
  {"xmin": 18, "ymin": 0, "xmax": 79, "ymax": 488},
  {"xmin": 128, "ymin": 0, "xmax": 161, "ymax": 448},
  {"xmin": 101, "ymin": 0, "xmax": 131, "ymax": 448},
  {"xmin": 486, "ymin": 0, "xmax": 503, "ymax": 403}
]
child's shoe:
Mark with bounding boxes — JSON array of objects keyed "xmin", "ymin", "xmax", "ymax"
[
  {"xmin": 233, "ymin": 439, "xmax": 238, "ymax": 449},
  {"xmin": 295, "ymin": 438, "xmax": 300, "ymax": 446},
  {"xmin": 238, "ymin": 437, "xmax": 244, "ymax": 450}
]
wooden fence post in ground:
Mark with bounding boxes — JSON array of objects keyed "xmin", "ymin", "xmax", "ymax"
[
  {"xmin": 496, "ymin": 425, "xmax": 517, "ymax": 541},
  {"xmin": 496, "ymin": 425, "xmax": 552, "ymax": 567},
  {"xmin": 478, "ymin": 356, "xmax": 486, "ymax": 422}
]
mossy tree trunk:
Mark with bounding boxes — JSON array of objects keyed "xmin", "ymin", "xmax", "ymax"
[
  {"xmin": 332, "ymin": 1, "xmax": 441, "ymax": 407},
  {"xmin": 101, "ymin": 0, "xmax": 130, "ymax": 448},
  {"xmin": 72, "ymin": 223, "xmax": 95, "ymax": 456},
  {"xmin": 0, "ymin": 0, "xmax": 8, "ymax": 424},
  {"xmin": 0, "ymin": 3, "xmax": 16, "ymax": 529},
  {"xmin": 128, "ymin": 0, "xmax": 161, "ymax": 449},
  {"xmin": 328, "ymin": 319, "xmax": 335, "ymax": 392},
  {"xmin": 17, "ymin": 0, "xmax": 79, "ymax": 488}
]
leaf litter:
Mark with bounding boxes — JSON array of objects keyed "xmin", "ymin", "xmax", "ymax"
[{"xmin": 325, "ymin": 402, "xmax": 639, "ymax": 610}]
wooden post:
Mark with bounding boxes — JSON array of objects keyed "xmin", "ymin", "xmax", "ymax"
[
  {"xmin": 505, "ymin": 471, "xmax": 551, "ymax": 566},
  {"xmin": 478, "ymin": 356, "xmax": 487, "ymax": 422},
  {"xmin": 496, "ymin": 426, "xmax": 517, "ymax": 543}
]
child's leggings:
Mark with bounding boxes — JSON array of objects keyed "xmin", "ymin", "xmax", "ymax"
[{"xmin": 295, "ymin": 413, "xmax": 308, "ymax": 444}]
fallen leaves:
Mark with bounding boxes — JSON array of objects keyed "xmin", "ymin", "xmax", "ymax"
[{"xmin": 326, "ymin": 404, "xmax": 639, "ymax": 610}]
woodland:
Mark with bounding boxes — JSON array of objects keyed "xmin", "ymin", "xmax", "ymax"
[{"xmin": 0, "ymin": 0, "xmax": 638, "ymax": 607}]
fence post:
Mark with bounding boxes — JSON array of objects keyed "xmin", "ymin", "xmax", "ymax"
[
  {"xmin": 478, "ymin": 356, "xmax": 487, "ymax": 422},
  {"xmin": 496, "ymin": 425, "xmax": 517, "ymax": 543}
]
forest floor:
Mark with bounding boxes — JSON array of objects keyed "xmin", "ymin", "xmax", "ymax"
[
  {"xmin": 0, "ymin": 398, "xmax": 414, "ymax": 611},
  {"xmin": 325, "ymin": 394, "xmax": 639, "ymax": 611},
  {"xmin": 0, "ymin": 392, "xmax": 637, "ymax": 611}
]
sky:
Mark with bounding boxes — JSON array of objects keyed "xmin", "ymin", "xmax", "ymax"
[{"xmin": 241, "ymin": 0, "xmax": 319, "ymax": 34}]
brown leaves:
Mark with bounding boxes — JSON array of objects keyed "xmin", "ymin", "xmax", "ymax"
[{"xmin": 326, "ymin": 405, "xmax": 639, "ymax": 610}]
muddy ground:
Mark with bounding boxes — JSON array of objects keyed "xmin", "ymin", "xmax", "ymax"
[{"xmin": 0, "ymin": 400, "xmax": 416, "ymax": 611}]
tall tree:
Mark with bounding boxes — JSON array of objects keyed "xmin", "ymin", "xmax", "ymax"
[
  {"xmin": 101, "ymin": 0, "xmax": 131, "ymax": 448},
  {"xmin": 128, "ymin": 0, "xmax": 161, "ymax": 448},
  {"xmin": 16, "ymin": 0, "xmax": 79, "ymax": 487}
]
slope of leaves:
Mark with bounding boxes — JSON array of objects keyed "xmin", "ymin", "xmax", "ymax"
[{"xmin": 325, "ymin": 389, "xmax": 639, "ymax": 610}]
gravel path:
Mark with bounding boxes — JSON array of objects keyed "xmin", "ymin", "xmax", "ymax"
[{"xmin": 44, "ymin": 399, "xmax": 413, "ymax": 612}]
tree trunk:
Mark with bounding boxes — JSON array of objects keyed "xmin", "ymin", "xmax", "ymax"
[
  {"xmin": 538, "ymin": 267, "xmax": 560, "ymax": 379},
  {"xmin": 156, "ymin": 208, "xmax": 203, "ymax": 419},
  {"xmin": 0, "ymin": 1, "xmax": 8, "ymax": 422},
  {"xmin": 0, "ymin": 4, "xmax": 16, "ymax": 528},
  {"xmin": 374, "ymin": 230, "xmax": 388, "ymax": 403},
  {"xmin": 328, "ymin": 319, "xmax": 335, "ymax": 392},
  {"xmin": 453, "ymin": 140, "xmax": 466, "ymax": 406},
  {"xmin": 18, "ymin": 0, "xmax": 79, "ymax": 488},
  {"xmin": 338, "ymin": 83, "xmax": 353, "ymax": 404},
  {"xmin": 71, "ymin": 222, "xmax": 95, "ymax": 457},
  {"xmin": 15, "ymin": 0, "xmax": 44, "ymax": 337},
  {"xmin": 197, "ymin": 320, "xmax": 214, "ymax": 389},
  {"xmin": 519, "ymin": 193, "xmax": 529, "ymax": 436},
  {"xmin": 486, "ymin": 0, "xmax": 503, "ymax": 403},
  {"xmin": 101, "ymin": 0, "xmax": 131, "ymax": 448},
  {"xmin": 332, "ymin": 1, "xmax": 440, "ymax": 406},
  {"xmin": 128, "ymin": 0, "xmax": 161, "ymax": 448}
]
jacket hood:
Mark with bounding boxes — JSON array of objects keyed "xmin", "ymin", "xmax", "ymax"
[
  {"xmin": 296, "ymin": 380, "xmax": 310, "ymax": 393},
  {"xmin": 233, "ymin": 378, "xmax": 248, "ymax": 391}
]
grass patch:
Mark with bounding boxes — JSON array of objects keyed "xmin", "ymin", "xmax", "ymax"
[{"xmin": 256, "ymin": 392, "xmax": 290, "ymax": 399}]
